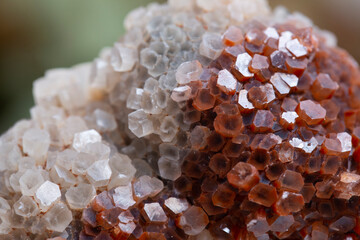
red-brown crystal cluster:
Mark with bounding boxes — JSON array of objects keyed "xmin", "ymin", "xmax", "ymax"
[{"xmin": 80, "ymin": 22, "xmax": 360, "ymax": 239}]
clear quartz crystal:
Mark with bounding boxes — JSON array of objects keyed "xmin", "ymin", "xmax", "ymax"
[
  {"xmin": 60, "ymin": 116, "xmax": 88, "ymax": 146},
  {"xmin": 43, "ymin": 202, "xmax": 72, "ymax": 233},
  {"xmin": 34, "ymin": 181, "xmax": 61, "ymax": 211},
  {"xmin": 65, "ymin": 183, "xmax": 96, "ymax": 210},
  {"xmin": 72, "ymin": 129, "xmax": 102, "ymax": 152}
]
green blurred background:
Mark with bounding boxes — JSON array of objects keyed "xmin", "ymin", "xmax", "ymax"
[{"xmin": 0, "ymin": 0, "xmax": 359, "ymax": 134}]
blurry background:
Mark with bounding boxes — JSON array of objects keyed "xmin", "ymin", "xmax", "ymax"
[{"xmin": 0, "ymin": 0, "xmax": 359, "ymax": 134}]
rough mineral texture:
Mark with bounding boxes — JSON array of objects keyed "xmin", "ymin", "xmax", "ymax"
[{"xmin": 1, "ymin": 0, "xmax": 360, "ymax": 239}]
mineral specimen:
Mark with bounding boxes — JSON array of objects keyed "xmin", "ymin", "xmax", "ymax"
[{"xmin": 1, "ymin": 0, "xmax": 360, "ymax": 239}]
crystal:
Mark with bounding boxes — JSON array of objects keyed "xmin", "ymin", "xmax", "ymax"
[
  {"xmin": 222, "ymin": 26, "xmax": 243, "ymax": 46},
  {"xmin": 297, "ymin": 100, "xmax": 326, "ymax": 125},
  {"xmin": 264, "ymin": 27, "xmax": 279, "ymax": 40},
  {"xmin": 34, "ymin": 181, "xmax": 61, "ymax": 211},
  {"xmin": 43, "ymin": 202, "xmax": 72, "ymax": 232},
  {"xmin": 199, "ymin": 33, "xmax": 224, "ymax": 60},
  {"xmin": 111, "ymin": 43, "xmax": 137, "ymax": 72},
  {"xmin": 65, "ymin": 183, "xmax": 96, "ymax": 210},
  {"xmin": 248, "ymin": 183, "xmax": 278, "ymax": 207},
  {"xmin": 72, "ymin": 129, "xmax": 102, "ymax": 152},
  {"xmin": 19, "ymin": 169, "xmax": 45, "ymax": 196},
  {"xmin": 0, "ymin": 197, "xmax": 10, "ymax": 216},
  {"xmin": 93, "ymin": 109, "xmax": 117, "ymax": 132},
  {"xmin": 235, "ymin": 53, "xmax": 254, "ymax": 79},
  {"xmin": 286, "ymin": 38, "xmax": 307, "ymax": 57},
  {"xmin": 22, "ymin": 128, "xmax": 50, "ymax": 164},
  {"xmin": 108, "ymin": 153, "xmax": 136, "ymax": 189},
  {"xmin": 216, "ymin": 69, "xmax": 238, "ymax": 94},
  {"xmin": 143, "ymin": 203, "xmax": 168, "ymax": 223},
  {"xmin": 310, "ymin": 73, "xmax": 339, "ymax": 100},
  {"xmin": 176, "ymin": 60, "xmax": 203, "ymax": 85},
  {"xmin": 158, "ymin": 157, "xmax": 181, "ymax": 181},
  {"xmin": 329, "ymin": 216, "xmax": 356, "ymax": 233},
  {"xmin": 269, "ymin": 215, "xmax": 294, "ymax": 233},
  {"xmin": 277, "ymin": 170, "xmax": 304, "ymax": 192},
  {"xmin": 164, "ymin": 197, "xmax": 189, "ymax": 215},
  {"xmin": 13, "ymin": 196, "xmax": 39, "ymax": 218},
  {"xmin": 133, "ymin": 175, "xmax": 164, "ymax": 200},
  {"xmin": 86, "ymin": 159, "xmax": 112, "ymax": 187},
  {"xmin": 238, "ymin": 89, "xmax": 255, "ymax": 111},
  {"xmin": 2, "ymin": 0, "xmax": 360, "ymax": 237},
  {"xmin": 193, "ymin": 89, "xmax": 216, "ymax": 111},
  {"xmin": 227, "ymin": 162, "xmax": 259, "ymax": 191},
  {"xmin": 251, "ymin": 110, "xmax": 275, "ymax": 133},
  {"xmin": 177, "ymin": 206, "xmax": 209, "ymax": 236},
  {"xmin": 273, "ymin": 191, "xmax": 304, "ymax": 215},
  {"xmin": 171, "ymin": 85, "xmax": 192, "ymax": 102},
  {"xmin": 112, "ymin": 183, "xmax": 136, "ymax": 210}
]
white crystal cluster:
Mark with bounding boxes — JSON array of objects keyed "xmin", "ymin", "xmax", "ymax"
[{"xmin": 0, "ymin": 0, "xmax": 336, "ymax": 238}]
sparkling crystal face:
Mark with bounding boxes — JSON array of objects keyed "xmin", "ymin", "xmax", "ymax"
[{"xmin": 1, "ymin": 0, "xmax": 360, "ymax": 239}]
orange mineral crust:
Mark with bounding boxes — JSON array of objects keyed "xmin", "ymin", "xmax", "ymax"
[{"xmin": 79, "ymin": 20, "xmax": 360, "ymax": 240}]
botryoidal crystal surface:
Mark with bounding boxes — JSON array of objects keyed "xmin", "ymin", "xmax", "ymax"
[{"xmin": 1, "ymin": 0, "xmax": 360, "ymax": 239}]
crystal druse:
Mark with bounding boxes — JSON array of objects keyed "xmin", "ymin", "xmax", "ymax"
[{"xmin": 1, "ymin": 0, "xmax": 360, "ymax": 239}]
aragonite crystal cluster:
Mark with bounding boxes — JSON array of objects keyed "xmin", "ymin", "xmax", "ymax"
[{"xmin": 1, "ymin": 0, "xmax": 360, "ymax": 239}]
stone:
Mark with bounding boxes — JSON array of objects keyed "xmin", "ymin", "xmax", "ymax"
[{"xmin": 2, "ymin": 0, "xmax": 360, "ymax": 238}]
